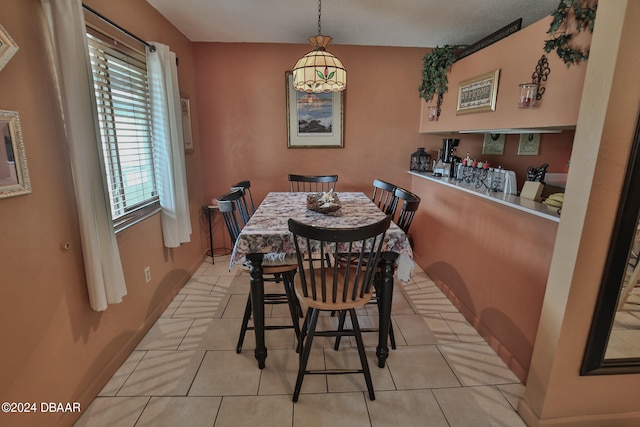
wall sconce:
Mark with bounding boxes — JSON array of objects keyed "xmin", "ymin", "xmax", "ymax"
[
  {"xmin": 518, "ymin": 55, "xmax": 551, "ymax": 108},
  {"xmin": 427, "ymin": 105, "xmax": 438, "ymax": 121}
]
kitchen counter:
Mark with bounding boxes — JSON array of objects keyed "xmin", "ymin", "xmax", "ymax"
[{"xmin": 408, "ymin": 171, "xmax": 561, "ymax": 222}]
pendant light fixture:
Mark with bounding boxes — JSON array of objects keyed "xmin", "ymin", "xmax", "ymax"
[{"xmin": 292, "ymin": 0, "xmax": 346, "ymax": 93}]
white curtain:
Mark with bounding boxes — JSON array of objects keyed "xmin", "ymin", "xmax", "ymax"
[
  {"xmin": 146, "ymin": 44, "xmax": 192, "ymax": 248},
  {"xmin": 41, "ymin": 0, "xmax": 127, "ymax": 311}
]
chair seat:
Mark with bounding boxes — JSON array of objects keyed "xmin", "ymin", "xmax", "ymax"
[{"xmin": 294, "ymin": 269, "xmax": 374, "ymax": 311}]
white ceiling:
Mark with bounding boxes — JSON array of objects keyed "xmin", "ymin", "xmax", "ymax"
[{"xmin": 145, "ymin": 0, "xmax": 559, "ymax": 48}]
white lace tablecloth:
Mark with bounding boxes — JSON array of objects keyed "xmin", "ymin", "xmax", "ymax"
[{"xmin": 229, "ymin": 192, "xmax": 414, "ymax": 281}]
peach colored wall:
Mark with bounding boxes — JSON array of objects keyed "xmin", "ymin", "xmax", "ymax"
[
  {"xmin": 410, "ymin": 175, "xmax": 558, "ymax": 381},
  {"xmin": 519, "ymin": 1, "xmax": 640, "ymax": 425},
  {"xmin": 193, "ymin": 42, "xmax": 427, "ymax": 248},
  {"xmin": 420, "ymin": 16, "xmax": 589, "ymax": 133},
  {"xmin": 0, "ymin": 1, "xmax": 204, "ymax": 426}
]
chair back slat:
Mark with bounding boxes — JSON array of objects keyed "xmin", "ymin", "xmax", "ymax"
[
  {"xmin": 217, "ymin": 188, "xmax": 250, "ymax": 244},
  {"xmin": 372, "ymin": 179, "xmax": 399, "ymax": 216},
  {"xmin": 288, "ymin": 216, "xmax": 391, "ymax": 306},
  {"xmin": 394, "ymin": 187, "xmax": 421, "ymax": 234},
  {"xmin": 231, "ymin": 180, "xmax": 256, "ymax": 216},
  {"xmin": 288, "ymin": 174, "xmax": 338, "ymax": 193}
]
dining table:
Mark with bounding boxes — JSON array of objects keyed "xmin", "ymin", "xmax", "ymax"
[{"xmin": 229, "ymin": 191, "xmax": 414, "ymax": 369}]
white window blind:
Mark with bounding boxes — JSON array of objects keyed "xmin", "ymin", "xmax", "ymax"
[{"xmin": 87, "ymin": 31, "xmax": 158, "ymax": 229}]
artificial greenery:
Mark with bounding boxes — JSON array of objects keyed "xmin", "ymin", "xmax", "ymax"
[
  {"xmin": 544, "ymin": 0, "xmax": 597, "ymax": 66},
  {"xmin": 418, "ymin": 45, "xmax": 459, "ymax": 103}
]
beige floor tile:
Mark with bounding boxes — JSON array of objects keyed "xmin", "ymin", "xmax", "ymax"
[
  {"xmin": 136, "ymin": 396, "xmax": 222, "ymax": 427},
  {"xmin": 172, "ymin": 293, "xmax": 230, "ymax": 318},
  {"xmin": 421, "ymin": 313, "xmax": 462, "ymax": 344},
  {"xmin": 212, "ymin": 274, "xmax": 247, "ymax": 295},
  {"xmin": 393, "ymin": 314, "xmax": 441, "ymax": 345},
  {"xmin": 73, "ymin": 396, "xmax": 149, "ymax": 427},
  {"xmin": 189, "ymin": 350, "xmax": 261, "ymax": 396},
  {"xmin": 433, "ymin": 385, "xmax": 527, "ymax": 426},
  {"xmin": 222, "ymin": 294, "xmax": 249, "ymax": 318},
  {"xmin": 136, "ymin": 318, "xmax": 194, "ymax": 350},
  {"xmin": 293, "ymin": 392, "xmax": 371, "ymax": 427},
  {"xmin": 339, "ymin": 314, "xmax": 406, "ymax": 348},
  {"xmin": 238, "ymin": 317, "xmax": 299, "ymax": 351},
  {"xmin": 258, "ymin": 348, "xmax": 327, "ymax": 395},
  {"xmin": 179, "ymin": 275, "xmax": 218, "ymax": 295},
  {"xmin": 497, "ymin": 382, "xmax": 526, "ymax": 411},
  {"xmin": 118, "ymin": 350, "xmax": 205, "ymax": 396},
  {"xmin": 385, "ymin": 346, "xmax": 460, "ymax": 389},
  {"xmin": 438, "ymin": 342, "xmax": 520, "ymax": 386},
  {"xmin": 98, "ymin": 351, "xmax": 146, "ymax": 396},
  {"xmin": 215, "ymin": 395, "xmax": 293, "ymax": 427},
  {"xmin": 366, "ymin": 389, "xmax": 449, "ymax": 427},
  {"xmin": 160, "ymin": 294, "xmax": 186, "ymax": 318},
  {"xmin": 324, "ymin": 347, "xmax": 396, "ymax": 393},
  {"xmin": 179, "ymin": 318, "xmax": 241, "ymax": 351},
  {"xmin": 441, "ymin": 312, "xmax": 485, "ymax": 342}
]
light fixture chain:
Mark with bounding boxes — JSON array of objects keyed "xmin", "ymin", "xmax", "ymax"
[{"xmin": 317, "ymin": 0, "xmax": 322, "ymax": 35}]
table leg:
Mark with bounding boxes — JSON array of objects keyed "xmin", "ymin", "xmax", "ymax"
[
  {"xmin": 246, "ymin": 253, "xmax": 267, "ymax": 369},
  {"xmin": 376, "ymin": 252, "xmax": 398, "ymax": 368}
]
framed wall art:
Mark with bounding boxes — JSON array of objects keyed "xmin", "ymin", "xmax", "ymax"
[
  {"xmin": 482, "ymin": 133, "xmax": 505, "ymax": 155},
  {"xmin": 180, "ymin": 97, "xmax": 194, "ymax": 152},
  {"xmin": 0, "ymin": 24, "xmax": 18, "ymax": 72},
  {"xmin": 0, "ymin": 110, "xmax": 31, "ymax": 198},
  {"xmin": 286, "ymin": 71, "xmax": 343, "ymax": 148},
  {"xmin": 456, "ymin": 69, "xmax": 500, "ymax": 115},
  {"xmin": 518, "ymin": 133, "xmax": 540, "ymax": 155}
]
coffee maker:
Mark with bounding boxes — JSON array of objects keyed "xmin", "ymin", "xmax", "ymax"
[{"xmin": 442, "ymin": 138, "xmax": 460, "ymax": 178}]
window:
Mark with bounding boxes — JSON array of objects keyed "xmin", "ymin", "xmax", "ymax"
[{"xmin": 86, "ymin": 29, "xmax": 159, "ymax": 230}]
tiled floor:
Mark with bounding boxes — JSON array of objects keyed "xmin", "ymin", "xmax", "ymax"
[{"xmin": 75, "ymin": 256, "xmax": 527, "ymax": 427}]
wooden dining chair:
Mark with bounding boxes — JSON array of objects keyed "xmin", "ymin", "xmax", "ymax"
[
  {"xmin": 372, "ymin": 179, "xmax": 399, "ymax": 216},
  {"xmin": 288, "ymin": 174, "xmax": 338, "ymax": 192},
  {"xmin": 288, "ymin": 215, "xmax": 392, "ymax": 402},
  {"xmin": 217, "ymin": 189, "xmax": 300, "ymax": 353},
  {"xmin": 230, "ymin": 179, "xmax": 255, "ymax": 217}
]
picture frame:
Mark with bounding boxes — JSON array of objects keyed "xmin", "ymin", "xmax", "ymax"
[
  {"xmin": 482, "ymin": 133, "xmax": 505, "ymax": 155},
  {"xmin": 518, "ymin": 133, "xmax": 540, "ymax": 155},
  {"xmin": 0, "ymin": 24, "xmax": 18, "ymax": 72},
  {"xmin": 286, "ymin": 71, "xmax": 343, "ymax": 148},
  {"xmin": 180, "ymin": 97, "xmax": 194, "ymax": 152},
  {"xmin": 0, "ymin": 110, "xmax": 31, "ymax": 198},
  {"xmin": 456, "ymin": 69, "xmax": 500, "ymax": 115}
]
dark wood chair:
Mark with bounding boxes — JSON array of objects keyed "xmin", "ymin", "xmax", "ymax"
[
  {"xmin": 288, "ymin": 215, "xmax": 392, "ymax": 402},
  {"xmin": 217, "ymin": 189, "xmax": 300, "ymax": 353},
  {"xmin": 372, "ymin": 179, "xmax": 399, "ymax": 215},
  {"xmin": 230, "ymin": 180, "xmax": 255, "ymax": 217},
  {"xmin": 288, "ymin": 174, "xmax": 338, "ymax": 192}
]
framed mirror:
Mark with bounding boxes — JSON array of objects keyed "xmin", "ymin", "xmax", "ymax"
[
  {"xmin": 582, "ymin": 112, "xmax": 640, "ymax": 375},
  {"xmin": 0, "ymin": 110, "xmax": 31, "ymax": 198}
]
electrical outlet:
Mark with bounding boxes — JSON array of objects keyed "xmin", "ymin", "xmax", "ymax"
[{"xmin": 144, "ymin": 266, "xmax": 151, "ymax": 283}]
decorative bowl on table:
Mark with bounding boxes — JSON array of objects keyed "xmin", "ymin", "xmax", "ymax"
[{"xmin": 307, "ymin": 191, "xmax": 341, "ymax": 214}]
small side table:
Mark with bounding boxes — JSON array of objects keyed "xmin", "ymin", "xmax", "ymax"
[{"xmin": 202, "ymin": 204, "xmax": 231, "ymax": 264}]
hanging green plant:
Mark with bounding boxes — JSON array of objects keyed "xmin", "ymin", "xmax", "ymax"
[
  {"xmin": 418, "ymin": 45, "xmax": 459, "ymax": 103},
  {"xmin": 544, "ymin": 0, "xmax": 597, "ymax": 66}
]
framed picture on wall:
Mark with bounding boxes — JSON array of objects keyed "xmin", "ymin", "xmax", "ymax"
[
  {"xmin": 456, "ymin": 69, "xmax": 500, "ymax": 115},
  {"xmin": 0, "ymin": 24, "xmax": 19, "ymax": 72},
  {"xmin": 482, "ymin": 133, "xmax": 505, "ymax": 155},
  {"xmin": 180, "ymin": 97, "xmax": 194, "ymax": 152},
  {"xmin": 285, "ymin": 71, "xmax": 344, "ymax": 148},
  {"xmin": 518, "ymin": 133, "xmax": 540, "ymax": 155}
]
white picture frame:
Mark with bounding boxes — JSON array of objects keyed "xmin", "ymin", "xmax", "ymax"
[
  {"xmin": 0, "ymin": 24, "xmax": 18, "ymax": 72},
  {"xmin": 1, "ymin": 110, "xmax": 31, "ymax": 198}
]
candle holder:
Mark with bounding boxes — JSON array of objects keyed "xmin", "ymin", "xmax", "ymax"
[{"xmin": 518, "ymin": 55, "xmax": 550, "ymax": 108}]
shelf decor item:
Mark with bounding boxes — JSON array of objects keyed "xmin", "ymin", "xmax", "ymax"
[
  {"xmin": 456, "ymin": 69, "xmax": 500, "ymax": 115},
  {"xmin": 418, "ymin": 45, "xmax": 459, "ymax": 118},
  {"xmin": 0, "ymin": 24, "xmax": 18, "ymax": 72}
]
